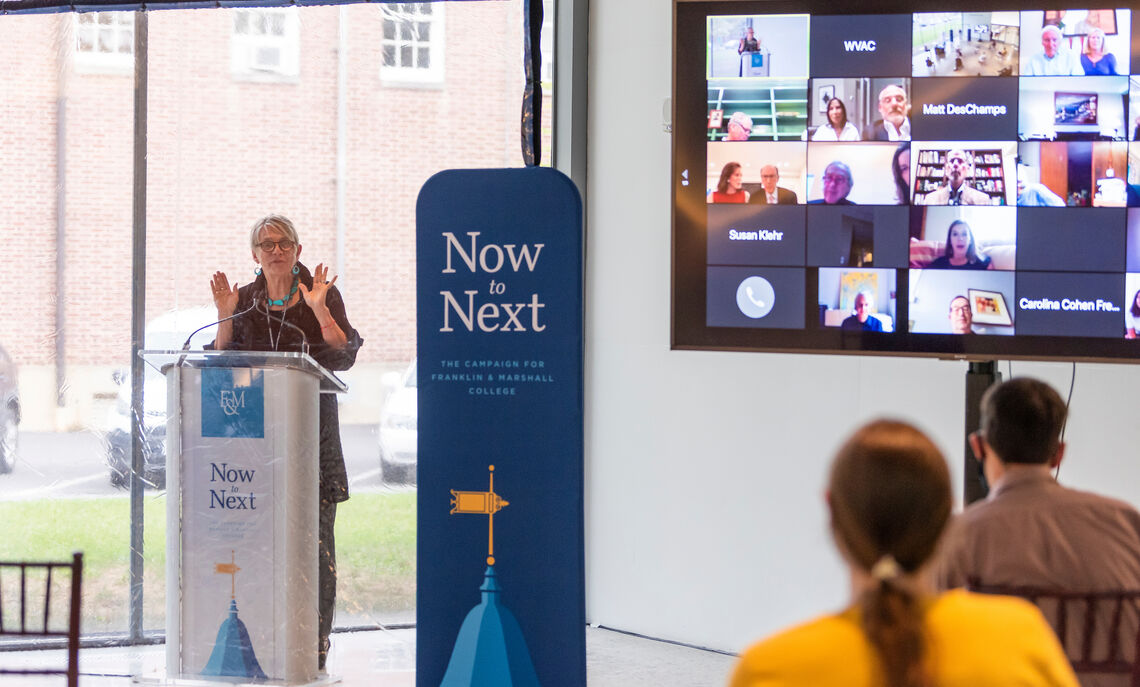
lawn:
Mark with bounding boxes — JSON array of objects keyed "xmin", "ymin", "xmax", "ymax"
[{"xmin": 0, "ymin": 491, "xmax": 416, "ymax": 634}]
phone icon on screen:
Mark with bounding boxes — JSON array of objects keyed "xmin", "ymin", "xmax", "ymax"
[
  {"xmin": 736, "ymin": 276, "xmax": 775, "ymax": 319},
  {"xmin": 745, "ymin": 286, "xmax": 766, "ymax": 309}
]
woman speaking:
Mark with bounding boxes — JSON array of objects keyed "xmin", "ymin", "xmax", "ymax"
[
  {"xmin": 209, "ymin": 214, "xmax": 363, "ymax": 671},
  {"xmin": 928, "ymin": 220, "xmax": 992, "ymax": 270}
]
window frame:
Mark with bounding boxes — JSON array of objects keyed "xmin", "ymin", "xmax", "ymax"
[
  {"xmin": 230, "ymin": 6, "xmax": 301, "ymax": 81},
  {"xmin": 73, "ymin": 11, "xmax": 135, "ymax": 73},
  {"xmin": 379, "ymin": 2, "xmax": 445, "ymax": 86}
]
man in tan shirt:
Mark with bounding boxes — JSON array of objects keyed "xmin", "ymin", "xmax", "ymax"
[{"xmin": 939, "ymin": 377, "xmax": 1140, "ymax": 686}]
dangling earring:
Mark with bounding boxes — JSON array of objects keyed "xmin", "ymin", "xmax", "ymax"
[
  {"xmin": 292, "ymin": 264, "xmax": 300, "ymax": 275},
  {"xmin": 255, "ymin": 266, "xmax": 262, "ymax": 276}
]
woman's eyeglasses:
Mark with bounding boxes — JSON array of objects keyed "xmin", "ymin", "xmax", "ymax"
[{"xmin": 258, "ymin": 240, "xmax": 296, "ymax": 253}]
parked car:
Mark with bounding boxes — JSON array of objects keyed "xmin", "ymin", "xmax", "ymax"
[
  {"xmin": 105, "ymin": 306, "xmax": 217, "ymax": 489},
  {"xmin": 378, "ymin": 360, "xmax": 417, "ymax": 485},
  {"xmin": 0, "ymin": 344, "xmax": 20, "ymax": 474}
]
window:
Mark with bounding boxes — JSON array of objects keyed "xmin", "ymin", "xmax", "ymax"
[
  {"xmin": 380, "ymin": 3, "xmax": 444, "ymax": 84},
  {"xmin": 231, "ymin": 8, "xmax": 300, "ymax": 79},
  {"xmin": 541, "ymin": 0, "xmax": 554, "ymax": 84},
  {"xmin": 74, "ymin": 11, "xmax": 134, "ymax": 71}
]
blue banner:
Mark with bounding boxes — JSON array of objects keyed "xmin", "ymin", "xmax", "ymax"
[{"xmin": 416, "ymin": 168, "xmax": 584, "ymax": 687}]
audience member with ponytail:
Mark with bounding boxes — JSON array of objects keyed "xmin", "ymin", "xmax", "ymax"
[{"xmin": 727, "ymin": 420, "xmax": 1078, "ymax": 687}]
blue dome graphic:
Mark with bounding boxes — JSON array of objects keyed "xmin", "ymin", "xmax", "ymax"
[
  {"xmin": 440, "ymin": 566, "xmax": 540, "ymax": 687},
  {"xmin": 201, "ymin": 598, "xmax": 268, "ymax": 679}
]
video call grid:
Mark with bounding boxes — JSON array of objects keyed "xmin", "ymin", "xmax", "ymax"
[{"xmin": 698, "ymin": 9, "xmax": 1140, "ymax": 337}]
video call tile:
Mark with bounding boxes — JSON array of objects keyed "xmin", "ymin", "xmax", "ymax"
[
  {"xmin": 910, "ymin": 78, "xmax": 1019, "ymax": 141},
  {"xmin": 1128, "ymin": 209, "xmax": 1140, "ymax": 272},
  {"xmin": 707, "ymin": 205, "xmax": 806, "ymax": 267},
  {"xmin": 1016, "ymin": 207, "xmax": 1125, "ymax": 272},
  {"xmin": 806, "ymin": 206, "xmax": 909, "ymax": 268},
  {"xmin": 817, "ymin": 267, "xmax": 899, "ymax": 332},
  {"xmin": 809, "ymin": 15, "xmax": 914, "ymax": 77},
  {"xmin": 908, "ymin": 269, "xmax": 1017, "ymax": 335},
  {"xmin": 707, "ymin": 266, "xmax": 806, "ymax": 329},
  {"xmin": 1015, "ymin": 271, "xmax": 1127, "ymax": 337}
]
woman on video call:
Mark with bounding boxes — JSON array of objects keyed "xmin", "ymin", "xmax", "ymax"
[
  {"xmin": 1127, "ymin": 289, "xmax": 1140, "ymax": 338},
  {"xmin": 812, "ymin": 98, "xmax": 861, "ymax": 142},
  {"xmin": 727, "ymin": 420, "xmax": 1077, "ymax": 687},
  {"xmin": 708, "ymin": 162, "xmax": 750, "ymax": 203},
  {"xmin": 928, "ymin": 220, "xmax": 993, "ymax": 270},
  {"xmin": 1081, "ymin": 27, "xmax": 1118, "ymax": 75}
]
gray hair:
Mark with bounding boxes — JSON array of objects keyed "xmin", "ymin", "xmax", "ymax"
[
  {"xmin": 728, "ymin": 111, "xmax": 753, "ymax": 133},
  {"xmin": 825, "ymin": 160, "xmax": 853, "ymax": 186},
  {"xmin": 947, "ymin": 149, "xmax": 973, "ymax": 166},
  {"xmin": 1042, "ymin": 24, "xmax": 1063, "ymax": 39},
  {"xmin": 249, "ymin": 214, "xmax": 300, "ymax": 253}
]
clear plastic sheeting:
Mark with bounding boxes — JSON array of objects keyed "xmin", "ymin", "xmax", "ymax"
[{"xmin": 0, "ymin": 0, "xmax": 553, "ymax": 649}]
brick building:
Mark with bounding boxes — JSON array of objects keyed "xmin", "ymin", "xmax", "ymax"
[{"xmin": 0, "ymin": 1, "xmax": 551, "ymax": 429}]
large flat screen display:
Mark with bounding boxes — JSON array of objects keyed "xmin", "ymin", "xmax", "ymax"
[{"xmin": 673, "ymin": 1, "xmax": 1140, "ymax": 361}]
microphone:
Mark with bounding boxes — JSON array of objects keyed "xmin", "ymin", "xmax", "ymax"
[
  {"xmin": 253, "ymin": 299, "xmax": 310, "ymax": 356},
  {"xmin": 182, "ymin": 301, "xmax": 259, "ymax": 351}
]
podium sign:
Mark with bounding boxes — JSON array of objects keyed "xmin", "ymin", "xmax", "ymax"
[
  {"xmin": 142, "ymin": 351, "xmax": 346, "ymax": 686},
  {"xmin": 416, "ymin": 168, "xmax": 585, "ymax": 687}
]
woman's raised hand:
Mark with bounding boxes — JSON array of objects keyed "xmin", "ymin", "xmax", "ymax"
[
  {"xmin": 210, "ymin": 271, "xmax": 239, "ymax": 316},
  {"xmin": 299, "ymin": 263, "xmax": 337, "ymax": 313}
]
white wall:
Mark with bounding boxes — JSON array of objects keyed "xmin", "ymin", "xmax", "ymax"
[{"xmin": 586, "ymin": 0, "xmax": 1140, "ymax": 656}]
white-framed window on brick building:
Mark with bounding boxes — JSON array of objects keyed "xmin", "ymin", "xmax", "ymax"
[
  {"xmin": 73, "ymin": 11, "xmax": 134, "ymax": 72},
  {"xmin": 231, "ymin": 7, "xmax": 300, "ymax": 80},
  {"xmin": 380, "ymin": 3, "xmax": 444, "ymax": 85}
]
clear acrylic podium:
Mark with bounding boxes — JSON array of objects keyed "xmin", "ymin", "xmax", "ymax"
[{"xmin": 140, "ymin": 350, "xmax": 347, "ymax": 686}]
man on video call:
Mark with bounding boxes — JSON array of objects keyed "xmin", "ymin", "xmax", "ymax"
[
  {"xmin": 724, "ymin": 111, "xmax": 753, "ymax": 142},
  {"xmin": 750, "ymin": 165, "xmax": 798, "ymax": 205},
  {"xmin": 840, "ymin": 291, "xmax": 883, "ymax": 332},
  {"xmin": 1025, "ymin": 24, "xmax": 1084, "ymax": 76},
  {"xmin": 921, "ymin": 149, "xmax": 990, "ymax": 205},
  {"xmin": 863, "ymin": 84, "xmax": 911, "ymax": 142},
  {"xmin": 949, "ymin": 295, "xmax": 973, "ymax": 334},
  {"xmin": 807, "ymin": 161, "xmax": 856, "ymax": 205},
  {"xmin": 938, "ymin": 377, "xmax": 1140, "ymax": 686}
]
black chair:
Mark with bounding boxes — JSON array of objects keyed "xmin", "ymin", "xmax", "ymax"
[
  {"xmin": 0, "ymin": 552, "xmax": 83, "ymax": 687},
  {"xmin": 969, "ymin": 579, "xmax": 1140, "ymax": 687}
]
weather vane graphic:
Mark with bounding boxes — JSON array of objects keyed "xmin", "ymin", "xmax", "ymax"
[
  {"xmin": 215, "ymin": 551, "xmax": 240, "ymax": 599},
  {"xmin": 450, "ymin": 464, "xmax": 510, "ymax": 565},
  {"xmin": 441, "ymin": 465, "xmax": 541, "ymax": 687},
  {"xmin": 200, "ymin": 550, "xmax": 267, "ymax": 680}
]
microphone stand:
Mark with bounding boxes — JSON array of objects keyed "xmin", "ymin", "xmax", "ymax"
[{"xmin": 182, "ymin": 301, "xmax": 260, "ymax": 351}]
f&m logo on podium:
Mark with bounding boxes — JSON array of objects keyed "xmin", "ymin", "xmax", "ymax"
[{"xmin": 201, "ymin": 368, "xmax": 265, "ymax": 438}]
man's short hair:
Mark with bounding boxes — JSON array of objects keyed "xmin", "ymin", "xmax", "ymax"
[
  {"xmin": 879, "ymin": 84, "xmax": 906, "ymax": 101},
  {"xmin": 980, "ymin": 377, "xmax": 1067, "ymax": 465},
  {"xmin": 825, "ymin": 161, "xmax": 853, "ymax": 185}
]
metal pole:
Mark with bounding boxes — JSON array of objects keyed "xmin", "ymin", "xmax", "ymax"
[
  {"xmin": 336, "ymin": 6, "xmax": 347, "ymax": 280},
  {"xmin": 552, "ymin": 0, "xmax": 588, "ymax": 193},
  {"xmin": 55, "ymin": 98, "xmax": 67, "ymax": 409},
  {"xmin": 129, "ymin": 9, "xmax": 149, "ymax": 642},
  {"xmin": 964, "ymin": 361, "xmax": 1000, "ymax": 505}
]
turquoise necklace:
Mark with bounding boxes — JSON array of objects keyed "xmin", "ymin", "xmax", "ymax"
[{"xmin": 266, "ymin": 276, "xmax": 299, "ymax": 307}]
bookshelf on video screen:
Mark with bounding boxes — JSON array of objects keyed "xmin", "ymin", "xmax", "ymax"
[{"xmin": 672, "ymin": 1, "xmax": 1140, "ymax": 361}]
